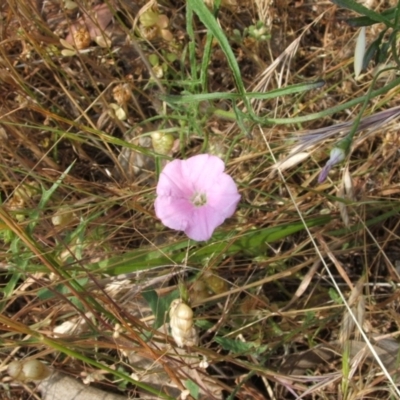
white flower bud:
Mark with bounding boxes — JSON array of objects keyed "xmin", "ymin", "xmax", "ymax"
[{"xmin": 169, "ymin": 299, "xmax": 198, "ymax": 347}]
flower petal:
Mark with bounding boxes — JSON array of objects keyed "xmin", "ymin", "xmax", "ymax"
[
  {"xmin": 184, "ymin": 154, "xmax": 225, "ymax": 192},
  {"xmin": 157, "ymin": 159, "xmax": 192, "ymax": 198},
  {"xmin": 184, "ymin": 206, "xmax": 222, "ymax": 241},
  {"xmin": 318, "ymin": 147, "xmax": 346, "ymax": 183},
  {"xmin": 154, "ymin": 196, "xmax": 192, "ymax": 231},
  {"xmin": 206, "ymin": 174, "xmax": 241, "ymax": 218}
]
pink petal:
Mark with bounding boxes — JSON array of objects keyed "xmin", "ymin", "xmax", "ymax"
[
  {"xmin": 184, "ymin": 154, "xmax": 225, "ymax": 191},
  {"xmin": 206, "ymin": 174, "xmax": 241, "ymax": 218},
  {"xmin": 157, "ymin": 159, "xmax": 192, "ymax": 197},
  {"xmin": 155, "ymin": 154, "xmax": 241, "ymax": 241},
  {"xmin": 154, "ymin": 196, "xmax": 192, "ymax": 231},
  {"xmin": 184, "ymin": 206, "xmax": 223, "ymax": 241},
  {"xmin": 157, "ymin": 154, "xmax": 225, "ymax": 197}
]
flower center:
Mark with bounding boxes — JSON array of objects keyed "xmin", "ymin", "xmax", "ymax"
[{"xmin": 191, "ymin": 191, "xmax": 207, "ymax": 207}]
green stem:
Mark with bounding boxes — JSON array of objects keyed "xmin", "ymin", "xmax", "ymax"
[{"xmin": 213, "ymin": 75, "xmax": 400, "ymax": 125}]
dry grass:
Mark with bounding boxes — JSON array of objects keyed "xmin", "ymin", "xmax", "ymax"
[{"xmin": 1, "ymin": 0, "xmax": 400, "ymax": 399}]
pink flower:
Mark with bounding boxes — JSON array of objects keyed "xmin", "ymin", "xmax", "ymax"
[{"xmin": 155, "ymin": 154, "xmax": 241, "ymax": 241}]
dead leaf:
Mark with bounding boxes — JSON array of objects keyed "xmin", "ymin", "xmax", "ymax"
[
  {"xmin": 65, "ymin": 4, "xmax": 114, "ymax": 46},
  {"xmin": 347, "ymin": 338, "xmax": 400, "ymax": 373},
  {"xmin": 272, "ymin": 151, "xmax": 310, "ymax": 173},
  {"xmin": 38, "ymin": 372, "xmax": 126, "ymax": 400}
]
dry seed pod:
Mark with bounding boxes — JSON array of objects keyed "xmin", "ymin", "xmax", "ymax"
[
  {"xmin": 139, "ymin": 9, "xmax": 160, "ymax": 28},
  {"xmin": 190, "ymin": 280, "xmax": 209, "ymax": 303},
  {"xmin": 7, "ymin": 182, "xmax": 39, "ymax": 222},
  {"xmin": 94, "ymin": 35, "xmax": 111, "ymax": 48},
  {"xmin": 169, "ymin": 299, "xmax": 198, "ymax": 347},
  {"xmin": 139, "ymin": 26, "xmax": 158, "ymax": 41},
  {"xmin": 109, "ymin": 103, "xmax": 126, "ymax": 121},
  {"xmin": 51, "ymin": 206, "xmax": 77, "ymax": 227},
  {"xmin": 8, "ymin": 360, "xmax": 51, "ymax": 382},
  {"xmin": 160, "ymin": 29, "xmax": 173, "ymax": 42},
  {"xmin": 72, "ymin": 25, "xmax": 91, "ymax": 50},
  {"xmin": 112, "ymin": 83, "xmax": 131, "ymax": 106},
  {"xmin": 64, "ymin": 0, "xmax": 78, "ymax": 10},
  {"xmin": 152, "ymin": 64, "xmax": 164, "ymax": 79},
  {"xmin": 204, "ymin": 271, "xmax": 228, "ymax": 295},
  {"xmin": 151, "ymin": 132, "xmax": 174, "ymax": 155}
]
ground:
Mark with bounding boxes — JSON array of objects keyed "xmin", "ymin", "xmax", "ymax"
[{"xmin": 1, "ymin": 0, "xmax": 400, "ymax": 399}]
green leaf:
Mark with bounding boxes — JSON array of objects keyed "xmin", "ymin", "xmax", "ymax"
[
  {"xmin": 37, "ymin": 286, "xmax": 58, "ymax": 301},
  {"xmin": 185, "ymin": 380, "xmax": 200, "ymax": 400},
  {"xmin": 331, "ymin": 0, "xmax": 393, "ymax": 27},
  {"xmin": 38, "ymin": 162, "xmax": 76, "ymax": 211},
  {"xmin": 142, "ymin": 290, "xmax": 164, "ymax": 329},
  {"xmin": 142, "ymin": 290, "xmax": 179, "ymax": 329},
  {"xmin": 362, "ymin": 30, "xmax": 386, "ymax": 69},
  {"xmin": 329, "ymin": 288, "xmax": 342, "ymax": 304},
  {"xmin": 346, "ymin": 16, "xmax": 381, "ymax": 27},
  {"xmin": 346, "ymin": 6, "xmax": 397, "ymax": 26},
  {"xmin": 37, "ymin": 278, "xmax": 89, "ymax": 302},
  {"xmin": 193, "ymin": 216, "xmax": 331, "ymax": 261},
  {"xmin": 0, "ymin": 272, "xmax": 21, "ymax": 313},
  {"xmin": 376, "ymin": 35, "xmax": 392, "ymax": 64},
  {"xmin": 214, "ymin": 336, "xmax": 268, "ymax": 355}
]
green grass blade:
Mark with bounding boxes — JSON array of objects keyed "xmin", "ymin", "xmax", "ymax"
[
  {"xmin": 37, "ymin": 162, "xmax": 75, "ymax": 211},
  {"xmin": 261, "ymin": 75, "xmax": 400, "ymax": 124},
  {"xmin": 99, "ymin": 216, "xmax": 331, "ymax": 275},
  {"xmin": 163, "ymin": 80, "xmax": 325, "ymax": 104},
  {"xmin": 188, "ymin": 0, "xmax": 251, "ymax": 111},
  {"xmin": 331, "ymin": 0, "xmax": 394, "ymax": 27}
]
